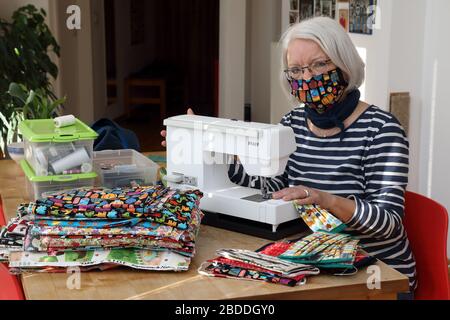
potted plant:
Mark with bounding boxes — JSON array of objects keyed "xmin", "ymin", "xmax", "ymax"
[
  {"xmin": 0, "ymin": 4, "xmax": 60, "ymax": 158},
  {"xmin": 8, "ymin": 83, "xmax": 65, "ymax": 120}
]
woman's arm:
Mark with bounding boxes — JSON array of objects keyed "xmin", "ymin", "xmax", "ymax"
[
  {"xmin": 273, "ymin": 118, "xmax": 409, "ymax": 240},
  {"xmin": 272, "ymin": 187, "xmax": 355, "ymax": 223},
  {"xmin": 228, "ymin": 157, "xmax": 289, "ymax": 192},
  {"xmin": 344, "ymin": 119, "xmax": 409, "ymax": 240}
]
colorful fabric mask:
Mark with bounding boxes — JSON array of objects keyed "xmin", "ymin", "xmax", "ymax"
[
  {"xmin": 294, "ymin": 203, "xmax": 346, "ymax": 233},
  {"xmin": 198, "ymin": 261, "xmax": 307, "ymax": 287},
  {"xmin": 279, "ymin": 231, "xmax": 359, "ymax": 269},
  {"xmin": 288, "ymin": 68, "xmax": 348, "ymax": 114}
]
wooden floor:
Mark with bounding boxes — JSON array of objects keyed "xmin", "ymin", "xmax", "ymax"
[{"xmin": 116, "ymin": 105, "xmax": 166, "ymax": 153}]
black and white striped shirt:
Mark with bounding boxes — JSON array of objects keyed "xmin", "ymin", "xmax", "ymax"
[{"xmin": 228, "ymin": 105, "xmax": 417, "ymax": 291}]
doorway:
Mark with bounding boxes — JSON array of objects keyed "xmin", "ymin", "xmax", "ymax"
[{"xmin": 105, "ymin": 0, "xmax": 220, "ymax": 152}]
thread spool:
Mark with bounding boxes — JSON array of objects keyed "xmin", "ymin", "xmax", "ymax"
[
  {"xmin": 54, "ymin": 115, "xmax": 76, "ymax": 128},
  {"xmin": 63, "ymin": 168, "xmax": 82, "ymax": 174},
  {"xmin": 50, "ymin": 148, "xmax": 90, "ymax": 174},
  {"xmin": 32, "ymin": 146, "xmax": 49, "ymax": 176},
  {"xmin": 81, "ymin": 163, "xmax": 93, "ymax": 173},
  {"xmin": 48, "ymin": 144, "xmax": 77, "ymax": 173},
  {"xmin": 38, "ymin": 168, "xmax": 49, "ymax": 176},
  {"xmin": 33, "ymin": 147, "xmax": 48, "ymax": 167}
]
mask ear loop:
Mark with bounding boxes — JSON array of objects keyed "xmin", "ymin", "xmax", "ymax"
[
  {"xmin": 298, "ymin": 277, "xmax": 307, "ymax": 286},
  {"xmin": 332, "ymin": 266, "xmax": 358, "ymax": 276}
]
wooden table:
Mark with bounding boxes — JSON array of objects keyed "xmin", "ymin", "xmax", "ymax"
[{"xmin": 0, "ymin": 155, "xmax": 409, "ymax": 300}]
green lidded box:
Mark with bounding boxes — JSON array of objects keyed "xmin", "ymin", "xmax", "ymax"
[
  {"xmin": 20, "ymin": 159, "xmax": 97, "ymax": 200},
  {"xmin": 19, "ymin": 118, "xmax": 98, "ymax": 177}
]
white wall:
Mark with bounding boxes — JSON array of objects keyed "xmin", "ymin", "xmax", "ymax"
[
  {"xmin": 222, "ymin": 0, "xmax": 283, "ymax": 123},
  {"xmin": 49, "ymin": 0, "xmax": 106, "ymax": 124},
  {"xmin": 247, "ymin": 0, "xmax": 280, "ymax": 123},
  {"xmin": 418, "ymin": 0, "xmax": 450, "ymax": 256},
  {"xmin": 270, "ymin": 42, "xmax": 292, "ymax": 124},
  {"xmin": 218, "ymin": 0, "xmax": 246, "ymax": 120},
  {"xmin": 387, "ymin": 0, "xmax": 426, "ymax": 194},
  {"xmin": 348, "ymin": 0, "xmax": 392, "ymax": 109}
]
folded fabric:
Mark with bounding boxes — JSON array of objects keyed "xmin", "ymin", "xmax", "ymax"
[
  {"xmin": 199, "ymin": 246, "xmax": 319, "ymax": 287},
  {"xmin": 294, "ymin": 203, "xmax": 346, "ymax": 233},
  {"xmin": 9, "ymin": 263, "xmax": 119, "ymax": 274},
  {"xmin": 23, "ymin": 233, "xmax": 195, "ymax": 256},
  {"xmin": 30, "ymin": 207, "xmax": 203, "ymax": 243},
  {"xmin": 0, "ymin": 218, "xmax": 29, "ymax": 248},
  {"xmin": 210, "ymin": 256, "xmax": 308, "ymax": 284},
  {"xmin": 28, "ymin": 186, "xmax": 203, "ymax": 230},
  {"xmin": 215, "ymin": 248, "xmax": 319, "ymax": 277},
  {"xmin": 279, "ymin": 231, "xmax": 359, "ymax": 268},
  {"xmin": 9, "ymin": 248, "xmax": 191, "ymax": 271},
  {"xmin": 0, "ymin": 248, "xmax": 11, "ymax": 261},
  {"xmin": 198, "ymin": 261, "xmax": 307, "ymax": 287},
  {"xmin": 257, "ymin": 240, "xmax": 292, "ymax": 257},
  {"xmin": 4, "ymin": 186, "xmax": 205, "ymax": 274}
]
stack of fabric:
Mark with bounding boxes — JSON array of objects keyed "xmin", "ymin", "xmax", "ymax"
[
  {"xmin": 2, "ymin": 185, "xmax": 204, "ymax": 273},
  {"xmin": 278, "ymin": 231, "xmax": 360, "ymax": 270},
  {"xmin": 0, "ymin": 217, "xmax": 28, "ymax": 262},
  {"xmin": 199, "ymin": 231, "xmax": 376, "ymax": 285},
  {"xmin": 199, "ymin": 247, "xmax": 320, "ymax": 287}
]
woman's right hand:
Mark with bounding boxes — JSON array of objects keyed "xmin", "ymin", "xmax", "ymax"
[{"xmin": 160, "ymin": 108, "xmax": 195, "ymax": 147}]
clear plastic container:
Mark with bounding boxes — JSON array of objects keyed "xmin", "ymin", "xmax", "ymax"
[
  {"xmin": 19, "ymin": 118, "xmax": 97, "ymax": 176},
  {"xmin": 21, "ymin": 160, "xmax": 96, "ymax": 200},
  {"xmin": 93, "ymin": 149, "xmax": 159, "ymax": 188}
]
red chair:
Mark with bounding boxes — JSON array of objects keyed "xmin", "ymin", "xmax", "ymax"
[
  {"xmin": 0, "ymin": 195, "xmax": 25, "ymax": 300},
  {"xmin": 403, "ymin": 191, "xmax": 450, "ymax": 300},
  {"xmin": 0, "ymin": 195, "xmax": 6, "ymax": 226},
  {"xmin": 0, "ymin": 263, "xmax": 25, "ymax": 300}
]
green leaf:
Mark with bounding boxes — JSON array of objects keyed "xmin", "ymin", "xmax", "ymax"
[
  {"xmin": 7, "ymin": 82, "xmax": 27, "ymax": 103},
  {"xmin": 25, "ymin": 89, "xmax": 36, "ymax": 105}
]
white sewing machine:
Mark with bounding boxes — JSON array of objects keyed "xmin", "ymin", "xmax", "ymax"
[{"xmin": 163, "ymin": 115, "xmax": 302, "ymax": 237}]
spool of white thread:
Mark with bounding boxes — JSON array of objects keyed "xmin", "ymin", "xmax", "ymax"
[
  {"xmin": 54, "ymin": 115, "xmax": 76, "ymax": 128},
  {"xmin": 50, "ymin": 148, "xmax": 90, "ymax": 174},
  {"xmin": 32, "ymin": 147, "xmax": 49, "ymax": 176},
  {"xmin": 81, "ymin": 163, "xmax": 93, "ymax": 173}
]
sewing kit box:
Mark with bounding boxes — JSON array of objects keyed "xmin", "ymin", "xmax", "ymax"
[
  {"xmin": 93, "ymin": 149, "xmax": 159, "ymax": 188},
  {"xmin": 18, "ymin": 117, "xmax": 98, "ymax": 200},
  {"xmin": 19, "ymin": 118, "xmax": 97, "ymax": 176}
]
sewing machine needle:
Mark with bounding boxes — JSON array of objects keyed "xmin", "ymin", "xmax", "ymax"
[{"xmin": 261, "ymin": 177, "xmax": 272, "ymax": 200}]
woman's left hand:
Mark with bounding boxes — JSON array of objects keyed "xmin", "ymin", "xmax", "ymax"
[{"xmin": 272, "ymin": 186, "xmax": 335, "ymax": 210}]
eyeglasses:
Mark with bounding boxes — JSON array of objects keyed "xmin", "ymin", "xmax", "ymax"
[{"xmin": 284, "ymin": 59, "xmax": 333, "ymax": 80}]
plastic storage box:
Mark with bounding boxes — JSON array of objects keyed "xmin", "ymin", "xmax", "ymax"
[
  {"xmin": 21, "ymin": 160, "xmax": 97, "ymax": 200},
  {"xmin": 93, "ymin": 149, "xmax": 159, "ymax": 188},
  {"xmin": 19, "ymin": 118, "xmax": 98, "ymax": 176}
]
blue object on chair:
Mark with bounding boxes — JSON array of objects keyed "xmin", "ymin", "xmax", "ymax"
[{"xmin": 91, "ymin": 118, "xmax": 140, "ymax": 152}]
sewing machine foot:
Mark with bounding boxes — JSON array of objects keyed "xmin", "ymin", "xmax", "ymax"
[{"xmin": 272, "ymin": 224, "xmax": 279, "ymax": 233}]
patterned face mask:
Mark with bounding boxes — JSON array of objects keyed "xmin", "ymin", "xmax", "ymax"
[
  {"xmin": 288, "ymin": 68, "xmax": 348, "ymax": 114},
  {"xmin": 294, "ymin": 203, "xmax": 346, "ymax": 234}
]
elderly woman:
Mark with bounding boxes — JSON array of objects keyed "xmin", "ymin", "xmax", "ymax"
[{"xmin": 162, "ymin": 17, "xmax": 416, "ymax": 293}]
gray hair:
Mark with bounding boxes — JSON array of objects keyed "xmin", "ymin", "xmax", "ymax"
[{"xmin": 279, "ymin": 17, "xmax": 365, "ymax": 106}]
